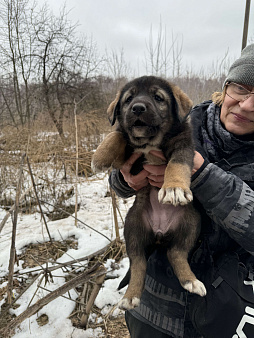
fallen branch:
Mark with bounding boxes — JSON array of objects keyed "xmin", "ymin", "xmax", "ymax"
[
  {"xmin": 16, "ymin": 240, "xmax": 120, "ymax": 276},
  {"xmin": 8, "ymin": 240, "xmax": 123, "ymax": 315},
  {"xmin": 1, "ymin": 263, "xmax": 106, "ymax": 337},
  {"xmin": 0, "ymin": 274, "xmax": 41, "ymax": 318},
  {"xmin": 80, "ymin": 272, "xmax": 106, "ymax": 328}
]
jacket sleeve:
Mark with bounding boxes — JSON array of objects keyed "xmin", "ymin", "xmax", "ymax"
[
  {"xmin": 191, "ymin": 162, "xmax": 254, "ymax": 254},
  {"xmin": 109, "ymin": 169, "xmax": 136, "ymax": 199}
]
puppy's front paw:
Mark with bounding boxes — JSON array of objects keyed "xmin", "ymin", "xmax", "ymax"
[
  {"xmin": 91, "ymin": 131, "xmax": 127, "ymax": 173},
  {"xmin": 118, "ymin": 297, "xmax": 140, "ymax": 310},
  {"xmin": 91, "ymin": 158, "xmax": 109, "ymax": 173},
  {"xmin": 158, "ymin": 187, "xmax": 193, "ymax": 206},
  {"xmin": 91, "ymin": 159, "xmax": 101, "ymax": 173}
]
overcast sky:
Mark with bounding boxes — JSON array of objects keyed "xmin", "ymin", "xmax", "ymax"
[{"xmin": 45, "ymin": 0, "xmax": 254, "ymax": 77}]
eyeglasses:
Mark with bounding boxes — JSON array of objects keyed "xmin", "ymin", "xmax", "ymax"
[{"xmin": 225, "ymin": 82, "xmax": 254, "ymax": 102}]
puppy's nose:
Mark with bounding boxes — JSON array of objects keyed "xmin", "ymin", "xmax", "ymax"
[{"xmin": 131, "ymin": 103, "xmax": 146, "ymax": 116}]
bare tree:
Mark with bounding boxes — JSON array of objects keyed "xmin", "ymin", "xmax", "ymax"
[
  {"xmin": 171, "ymin": 32, "xmax": 183, "ymax": 78},
  {"xmin": 105, "ymin": 48, "xmax": 130, "ymax": 89},
  {"xmin": 32, "ymin": 3, "xmax": 102, "ymax": 139},
  {"xmin": 0, "ymin": 0, "xmax": 103, "ymax": 137},
  {"xmin": 144, "ymin": 19, "xmax": 183, "ymax": 78},
  {"xmin": 105, "ymin": 48, "xmax": 129, "ymax": 78},
  {"xmin": 145, "ymin": 21, "xmax": 167, "ymax": 76},
  {"xmin": 0, "ymin": 0, "xmax": 38, "ymax": 127}
]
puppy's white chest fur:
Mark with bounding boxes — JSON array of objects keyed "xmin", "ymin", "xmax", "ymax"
[{"xmin": 134, "ymin": 146, "xmax": 160, "ymax": 154}]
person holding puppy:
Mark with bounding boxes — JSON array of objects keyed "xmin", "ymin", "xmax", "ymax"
[{"xmin": 109, "ymin": 43, "xmax": 254, "ymax": 337}]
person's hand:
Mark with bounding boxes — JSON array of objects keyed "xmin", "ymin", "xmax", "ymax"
[
  {"xmin": 192, "ymin": 151, "xmax": 204, "ymax": 175},
  {"xmin": 120, "ymin": 152, "xmax": 149, "ymax": 191},
  {"xmin": 143, "ymin": 150, "xmax": 166, "ymax": 188},
  {"xmin": 120, "ymin": 150, "xmax": 166, "ymax": 191}
]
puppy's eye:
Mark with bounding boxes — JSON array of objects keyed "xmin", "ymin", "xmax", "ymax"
[
  {"xmin": 154, "ymin": 94, "xmax": 164, "ymax": 102},
  {"xmin": 125, "ymin": 96, "xmax": 133, "ymax": 103}
]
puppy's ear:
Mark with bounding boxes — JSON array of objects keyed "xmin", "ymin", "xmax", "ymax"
[
  {"xmin": 171, "ymin": 85, "xmax": 193, "ymax": 121},
  {"xmin": 107, "ymin": 91, "xmax": 121, "ymax": 126}
]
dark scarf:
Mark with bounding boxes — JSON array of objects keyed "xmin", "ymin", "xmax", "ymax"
[{"xmin": 201, "ymin": 102, "xmax": 254, "ymax": 162}]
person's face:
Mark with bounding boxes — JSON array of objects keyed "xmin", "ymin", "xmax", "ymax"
[{"xmin": 220, "ymin": 83, "xmax": 254, "ymax": 136}]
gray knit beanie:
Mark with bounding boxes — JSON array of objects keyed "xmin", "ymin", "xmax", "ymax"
[{"xmin": 223, "ymin": 43, "xmax": 254, "ymax": 88}]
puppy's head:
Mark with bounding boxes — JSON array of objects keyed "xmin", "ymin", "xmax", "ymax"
[{"xmin": 107, "ymin": 76, "xmax": 193, "ymax": 147}]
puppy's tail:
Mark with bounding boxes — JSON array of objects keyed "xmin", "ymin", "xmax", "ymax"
[{"xmin": 118, "ymin": 268, "xmax": 130, "ymax": 290}]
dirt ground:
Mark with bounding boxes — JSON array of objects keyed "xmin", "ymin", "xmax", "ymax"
[{"xmin": 90, "ymin": 315, "xmax": 130, "ymax": 337}]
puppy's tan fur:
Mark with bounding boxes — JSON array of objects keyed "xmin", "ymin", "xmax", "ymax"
[{"xmin": 92, "ymin": 76, "xmax": 206, "ymax": 310}]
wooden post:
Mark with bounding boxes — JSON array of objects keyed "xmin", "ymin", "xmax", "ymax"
[{"xmin": 242, "ymin": 0, "xmax": 251, "ymax": 50}]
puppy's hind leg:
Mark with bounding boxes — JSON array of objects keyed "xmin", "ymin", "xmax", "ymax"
[
  {"xmin": 118, "ymin": 193, "xmax": 151, "ymax": 310},
  {"xmin": 118, "ymin": 255, "xmax": 147, "ymax": 310},
  {"xmin": 167, "ymin": 248, "xmax": 206, "ymax": 297}
]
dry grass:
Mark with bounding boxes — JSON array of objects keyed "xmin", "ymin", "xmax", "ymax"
[
  {"xmin": 0, "ymin": 108, "xmax": 113, "ymax": 212},
  {"xmin": 106, "ymin": 316, "xmax": 130, "ymax": 337},
  {"xmin": 0, "ymin": 109, "xmax": 131, "ymax": 336},
  {"xmin": 0, "ymin": 108, "xmax": 111, "ymax": 166},
  {"xmin": 88, "ymin": 314, "xmax": 130, "ymax": 337}
]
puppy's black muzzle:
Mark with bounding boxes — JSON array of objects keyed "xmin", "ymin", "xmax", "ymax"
[{"xmin": 131, "ymin": 103, "xmax": 147, "ymax": 116}]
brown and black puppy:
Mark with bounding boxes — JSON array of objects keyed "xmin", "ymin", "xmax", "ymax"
[{"xmin": 92, "ymin": 76, "xmax": 206, "ymax": 310}]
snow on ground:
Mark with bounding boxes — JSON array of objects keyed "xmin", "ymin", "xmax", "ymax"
[{"xmin": 0, "ymin": 173, "xmax": 134, "ymax": 337}]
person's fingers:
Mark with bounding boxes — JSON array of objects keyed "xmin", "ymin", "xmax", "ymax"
[
  {"xmin": 148, "ymin": 178, "xmax": 163, "ymax": 188},
  {"xmin": 143, "ymin": 164, "xmax": 167, "ymax": 176},
  {"xmin": 192, "ymin": 151, "xmax": 205, "ymax": 175},
  {"xmin": 147, "ymin": 174, "xmax": 164, "ymax": 182},
  {"xmin": 147, "ymin": 171, "xmax": 164, "ymax": 188},
  {"xmin": 125, "ymin": 175, "xmax": 149, "ymax": 190},
  {"xmin": 148, "ymin": 150, "xmax": 166, "ymax": 161},
  {"xmin": 119, "ymin": 151, "xmax": 167, "ymax": 191},
  {"xmin": 120, "ymin": 152, "xmax": 142, "ymax": 173},
  {"xmin": 121, "ymin": 168, "xmax": 148, "ymax": 184},
  {"xmin": 118, "ymin": 152, "xmax": 149, "ymax": 191}
]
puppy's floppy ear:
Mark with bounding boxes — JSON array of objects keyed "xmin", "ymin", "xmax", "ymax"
[
  {"xmin": 107, "ymin": 91, "xmax": 121, "ymax": 126},
  {"xmin": 171, "ymin": 85, "xmax": 193, "ymax": 121}
]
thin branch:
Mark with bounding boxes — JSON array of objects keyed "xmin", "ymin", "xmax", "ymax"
[
  {"xmin": 39, "ymin": 199, "xmax": 111, "ymax": 242},
  {"xmin": 26, "ymin": 155, "xmax": 53, "ymax": 242},
  {"xmin": 110, "ymin": 188, "xmax": 120, "ymax": 240},
  {"xmin": 74, "ymin": 98, "xmax": 79, "ymax": 226},
  {"xmin": 15, "ymin": 240, "xmax": 119, "ymax": 276},
  {"xmin": 7, "ymin": 153, "xmax": 26, "ymax": 304}
]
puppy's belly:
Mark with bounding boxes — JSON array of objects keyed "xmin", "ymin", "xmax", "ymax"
[{"xmin": 142, "ymin": 186, "xmax": 184, "ymax": 236}]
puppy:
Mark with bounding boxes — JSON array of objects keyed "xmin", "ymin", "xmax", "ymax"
[{"xmin": 92, "ymin": 76, "xmax": 206, "ymax": 310}]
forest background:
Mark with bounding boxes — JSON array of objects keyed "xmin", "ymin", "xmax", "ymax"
[{"xmin": 0, "ymin": 0, "xmax": 245, "ymax": 195}]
